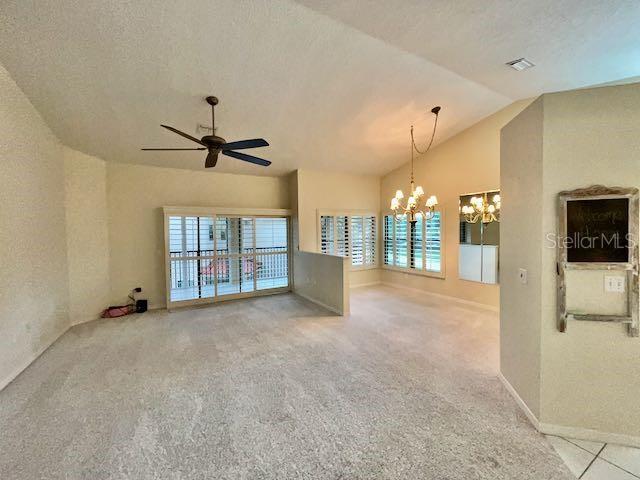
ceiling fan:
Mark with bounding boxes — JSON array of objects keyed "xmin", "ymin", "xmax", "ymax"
[{"xmin": 142, "ymin": 96, "xmax": 270, "ymax": 168}]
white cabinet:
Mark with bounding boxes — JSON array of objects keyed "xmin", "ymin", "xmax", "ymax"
[{"xmin": 459, "ymin": 244, "xmax": 499, "ymax": 284}]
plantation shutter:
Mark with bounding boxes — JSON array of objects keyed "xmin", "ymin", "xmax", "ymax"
[
  {"xmin": 425, "ymin": 212, "xmax": 442, "ymax": 272},
  {"xmin": 320, "ymin": 215, "xmax": 335, "ymax": 254},
  {"xmin": 364, "ymin": 215, "xmax": 376, "ymax": 266},
  {"xmin": 350, "ymin": 216, "xmax": 364, "ymax": 265},
  {"xmin": 336, "ymin": 215, "xmax": 350, "ymax": 257},
  {"xmin": 384, "ymin": 215, "xmax": 393, "ymax": 265}
]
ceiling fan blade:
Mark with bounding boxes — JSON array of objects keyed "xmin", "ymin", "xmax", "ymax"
[
  {"xmin": 141, "ymin": 147, "xmax": 206, "ymax": 151},
  {"xmin": 160, "ymin": 124, "xmax": 205, "ymax": 146},
  {"xmin": 221, "ymin": 138, "xmax": 269, "ymax": 150},
  {"xmin": 205, "ymin": 150, "xmax": 219, "ymax": 168},
  {"xmin": 222, "ymin": 150, "xmax": 271, "ymax": 166}
]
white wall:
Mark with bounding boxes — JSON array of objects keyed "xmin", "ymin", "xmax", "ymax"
[
  {"xmin": 500, "ymin": 97, "xmax": 544, "ymax": 418},
  {"xmin": 106, "ymin": 162, "xmax": 290, "ymax": 308},
  {"xmin": 501, "ymin": 83, "xmax": 640, "ymax": 445},
  {"xmin": 0, "ymin": 63, "xmax": 70, "ymax": 388},
  {"xmin": 64, "ymin": 147, "xmax": 110, "ymax": 324},
  {"xmin": 295, "ymin": 169, "xmax": 381, "ymax": 286},
  {"xmin": 380, "ymin": 100, "xmax": 532, "ymax": 308}
]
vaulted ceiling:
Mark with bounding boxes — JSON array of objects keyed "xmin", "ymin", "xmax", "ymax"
[{"xmin": 1, "ymin": 0, "xmax": 638, "ymax": 176}]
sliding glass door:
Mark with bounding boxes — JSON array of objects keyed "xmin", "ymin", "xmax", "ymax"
[{"xmin": 166, "ymin": 213, "xmax": 289, "ymax": 307}]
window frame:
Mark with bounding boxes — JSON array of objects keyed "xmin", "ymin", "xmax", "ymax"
[
  {"xmin": 382, "ymin": 210, "xmax": 445, "ymax": 279},
  {"xmin": 317, "ymin": 209, "xmax": 379, "ymax": 271},
  {"xmin": 163, "ymin": 206, "xmax": 292, "ymax": 310}
]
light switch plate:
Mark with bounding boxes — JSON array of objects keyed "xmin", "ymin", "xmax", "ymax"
[
  {"xmin": 518, "ymin": 268, "xmax": 527, "ymax": 285},
  {"xmin": 604, "ymin": 275, "xmax": 625, "ymax": 293}
]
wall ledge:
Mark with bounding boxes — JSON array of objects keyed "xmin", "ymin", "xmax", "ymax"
[{"xmin": 499, "ymin": 372, "xmax": 640, "ymax": 448}]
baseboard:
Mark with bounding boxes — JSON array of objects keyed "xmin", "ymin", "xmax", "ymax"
[
  {"xmin": 499, "ymin": 372, "xmax": 640, "ymax": 448},
  {"xmin": 539, "ymin": 422, "xmax": 640, "ymax": 448},
  {"xmin": 350, "ymin": 281, "xmax": 382, "ymax": 289},
  {"xmin": 498, "ymin": 372, "xmax": 541, "ymax": 429},
  {"xmin": 380, "ymin": 281, "xmax": 499, "ymax": 312},
  {"xmin": 294, "ymin": 291, "xmax": 343, "ymax": 315},
  {"xmin": 0, "ymin": 327, "xmax": 68, "ymax": 393},
  {"xmin": 71, "ymin": 315, "xmax": 101, "ymax": 327}
]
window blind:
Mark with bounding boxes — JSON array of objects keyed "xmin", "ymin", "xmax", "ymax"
[
  {"xmin": 364, "ymin": 215, "xmax": 376, "ymax": 266},
  {"xmin": 320, "ymin": 215, "xmax": 335, "ymax": 255},
  {"xmin": 168, "ymin": 215, "xmax": 289, "ymax": 304},
  {"xmin": 336, "ymin": 215, "xmax": 350, "ymax": 257},
  {"xmin": 350, "ymin": 216, "xmax": 364, "ymax": 266},
  {"xmin": 383, "ymin": 215, "xmax": 393, "ymax": 265},
  {"xmin": 383, "ymin": 213, "xmax": 442, "ymax": 273},
  {"xmin": 318, "ymin": 213, "xmax": 377, "ymax": 268}
]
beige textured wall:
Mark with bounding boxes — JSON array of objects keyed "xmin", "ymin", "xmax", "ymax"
[
  {"xmin": 293, "ymin": 251, "xmax": 350, "ymax": 315},
  {"xmin": 539, "ymin": 84, "xmax": 640, "ymax": 439},
  {"xmin": 380, "ymin": 100, "xmax": 533, "ymax": 307},
  {"xmin": 501, "ymin": 83, "xmax": 640, "ymax": 443},
  {"xmin": 296, "ymin": 169, "xmax": 381, "ymax": 286},
  {"xmin": 0, "ymin": 63, "xmax": 69, "ymax": 388},
  {"xmin": 64, "ymin": 147, "xmax": 110, "ymax": 324},
  {"xmin": 106, "ymin": 163, "xmax": 290, "ymax": 308},
  {"xmin": 500, "ymin": 97, "xmax": 544, "ymax": 418}
]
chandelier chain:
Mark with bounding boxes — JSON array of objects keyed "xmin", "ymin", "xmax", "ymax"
[
  {"xmin": 411, "ymin": 109, "xmax": 439, "ymax": 155},
  {"xmin": 390, "ymin": 106, "xmax": 441, "ymax": 224}
]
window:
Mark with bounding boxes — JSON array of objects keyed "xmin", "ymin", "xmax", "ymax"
[
  {"xmin": 350, "ymin": 216, "xmax": 363, "ymax": 266},
  {"xmin": 319, "ymin": 213, "xmax": 377, "ymax": 268},
  {"xmin": 336, "ymin": 215, "xmax": 349, "ymax": 257},
  {"xmin": 167, "ymin": 213, "xmax": 289, "ymax": 305},
  {"xmin": 383, "ymin": 212, "xmax": 442, "ymax": 274},
  {"xmin": 320, "ymin": 215, "xmax": 335, "ymax": 255}
]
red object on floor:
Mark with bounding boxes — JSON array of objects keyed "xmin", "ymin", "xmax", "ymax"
[{"xmin": 101, "ymin": 305, "xmax": 135, "ymax": 318}]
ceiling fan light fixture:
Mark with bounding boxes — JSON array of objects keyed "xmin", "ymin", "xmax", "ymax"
[
  {"xmin": 141, "ymin": 96, "xmax": 271, "ymax": 168},
  {"xmin": 506, "ymin": 58, "xmax": 535, "ymax": 71}
]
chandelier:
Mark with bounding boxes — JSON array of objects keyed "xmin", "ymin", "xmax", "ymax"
[
  {"xmin": 390, "ymin": 106, "xmax": 441, "ymax": 224},
  {"xmin": 460, "ymin": 192, "xmax": 501, "ymax": 224}
]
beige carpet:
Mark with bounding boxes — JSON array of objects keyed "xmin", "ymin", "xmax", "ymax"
[{"xmin": 0, "ymin": 285, "xmax": 573, "ymax": 479}]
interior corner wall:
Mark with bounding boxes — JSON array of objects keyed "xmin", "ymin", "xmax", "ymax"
[
  {"xmin": 0, "ymin": 62, "xmax": 70, "ymax": 388},
  {"xmin": 289, "ymin": 170, "xmax": 300, "ymax": 253},
  {"xmin": 499, "ymin": 97, "xmax": 544, "ymax": 418},
  {"xmin": 380, "ymin": 100, "xmax": 533, "ymax": 308},
  {"xmin": 64, "ymin": 147, "xmax": 110, "ymax": 325},
  {"xmin": 501, "ymin": 83, "xmax": 640, "ymax": 444},
  {"xmin": 106, "ymin": 163, "xmax": 290, "ymax": 309},
  {"xmin": 539, "ymin": 83, "xmax": 640, "ymax": 440},
  {"xmin": 295, "ymin": 169, "xmax": 382, "ymax": 286}
]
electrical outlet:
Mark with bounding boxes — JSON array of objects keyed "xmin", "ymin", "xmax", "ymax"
[
  {"xmin": 518, "ymin": 268, "xmax": 527, "ymax": 285},
  {"xmin": 604, "ymin": 275, "xmax": 625, "ymax": 293}
]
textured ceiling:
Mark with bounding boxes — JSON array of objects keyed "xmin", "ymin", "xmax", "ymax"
[
  {"xmin": 0, "ymin": 0, "xmax": 637, "ymax": 176},
  {"xmin": 297, "ymin": 0, "xmax": 640, "ymax": 100}
]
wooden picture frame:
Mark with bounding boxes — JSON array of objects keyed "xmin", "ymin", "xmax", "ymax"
[{"xmin": 557, "ymin": 185, "xmax": 639, "ymax": 336}]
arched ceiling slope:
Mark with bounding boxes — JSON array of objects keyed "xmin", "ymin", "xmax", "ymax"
[{"xmin": 0, "ymin": 0, "xmax": 637, "ymax": 176}]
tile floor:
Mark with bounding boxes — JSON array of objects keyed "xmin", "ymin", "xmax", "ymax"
[{"xmin": 547, "ymin": 435, "xmax": 640, "ymax": 479}]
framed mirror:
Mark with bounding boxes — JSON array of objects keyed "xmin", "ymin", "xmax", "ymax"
[{"xmin": 458, "ymin": 190, "xmax": 500, "ymax": 284}]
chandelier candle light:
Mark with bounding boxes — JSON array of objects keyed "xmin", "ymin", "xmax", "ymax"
[
  {"xmin": 461, "ymin": 192, "xmax": 501, "ymax": 224},
  {"xmin": 390, "ymin": 106, "xmax": 441, "ymax": 224}
]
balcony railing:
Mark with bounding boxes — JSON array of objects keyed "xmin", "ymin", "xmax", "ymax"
[{"xmin": 169, "ymin": 247, "xmax": 288, "ymax": 290}]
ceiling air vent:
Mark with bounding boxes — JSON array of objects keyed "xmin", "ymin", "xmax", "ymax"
[{"xmin": 506, "ymin": 58, "xmax": 535, "ymax": 71}]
